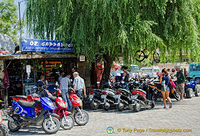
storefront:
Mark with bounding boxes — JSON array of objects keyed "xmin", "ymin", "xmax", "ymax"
[{"xmin": 0, "ymin": 38, "xmax": 92, "ymax": 106}]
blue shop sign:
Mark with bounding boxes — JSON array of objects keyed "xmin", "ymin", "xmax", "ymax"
[{"xmin": 21, "ymin": 39, "xmax": 73, "ymax": 52}]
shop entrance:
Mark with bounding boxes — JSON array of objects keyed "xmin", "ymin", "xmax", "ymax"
[{"xmin": 5, "ymin": 57, "xmax": 77, "ymax": 104}]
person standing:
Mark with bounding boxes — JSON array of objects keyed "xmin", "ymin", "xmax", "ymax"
[
  {"xmin": 37, "ymin": 75, "xmax": 46, "ymax": 89},
  {"xmin": 171, "ymin": 68, "xmax": 176, "ymax": 80},
  {"xmin": 176, "ymin": 68, "xmax": 185, "ymax": 101},
  {"xmin": 73, "ymin": 72, "xmax": 87, "ymax": 100},
  {"xmin": 160, "ymin": 69, "xmax": 172, "ymax": 109},
  {"xmin": 70, "ymin": 67, "xmax": 77, "ymax": 83},
  {"xmin": 60, "ymin": 72, "xmax": 72, "ymax": 111},
  {"xmin": 58, "ymin": 70, "xmax": 65, "ymax": 83},
  {"xmin": 121, "ymin": 66, "xmax": 129, "ymax": 83}
]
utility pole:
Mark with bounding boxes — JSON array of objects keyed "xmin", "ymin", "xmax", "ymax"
[{"xmin": 18, "ymin": 1, "xmax": 23, "ymax": 50}]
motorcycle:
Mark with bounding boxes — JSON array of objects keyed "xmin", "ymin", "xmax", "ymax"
[
  {"xmin": 7, "ymin": 95, "xmax": 60, "ymax": 134},
  {"xmin": 115, "ymin": 88, "xmax": 136, "ymax": 111},
  {"xmin": 148, "ymin": 80, "xmax": 180, "ymax": 101},
  {"xmin": 49, "ymin": 88, "xmax": 74, "ymax": 130},
  {"xmin": 102, "ymin": 82, "xmax": 122, "ymax": 111},
  {"xmin": 11, "ymin": 88, "xmax": 74, "ymax": 130},
  {"xmin": 68, "ymin": 88, "xmax": 89, "ymax": 126},
  {"xmin": 128, "ymin": 80, "xmax": 155, "ymax": 112},
  {"xmin": 0, "ymin": 112, "xmax": 9, "ymax": 136},
  {"xmin": 184, "ymin": 77, "xmax": 200, "ymax": 98},
  {"xmin": 89, "ymin": 89, "xmax": 107, "ymax": 110}
]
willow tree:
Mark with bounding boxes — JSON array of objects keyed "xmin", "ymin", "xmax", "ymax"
[{"xmin": 26, "ymin": 0, "xmax": 200, "ymax": 83}]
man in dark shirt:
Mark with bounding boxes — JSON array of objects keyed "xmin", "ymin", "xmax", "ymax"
[{"xmin": 176, "ymin": 68, "xmax": 185, "ymax": 101}]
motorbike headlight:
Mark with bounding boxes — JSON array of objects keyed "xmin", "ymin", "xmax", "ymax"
[{"xmin": 57, "ymin": 101, "xmax": 67, "ymax": 108}]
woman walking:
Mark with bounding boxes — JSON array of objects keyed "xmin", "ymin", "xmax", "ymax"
[{"xmin": 160, "ymin": 69, "xmax": 172, "ymax": 109}]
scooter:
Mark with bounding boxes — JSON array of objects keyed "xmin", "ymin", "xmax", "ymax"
[
  {"xmin": 184, "ymin": 77, "xmax": 200, "ymax": 98},
  {"xmin": 0, "ymin": 112, "xmax": 9, "ymax": 136},
  {"xmin": 148, "ymin": 80, "xmax": 180, "ymax": 101},
  {"xmin": 89, "ymin": 89, "xmax": 107, "ymax": 110},
  {"xmin": 101, "ymin": 82, "xmax": 121, "ymax": 111},
  {"xmin": 7, "ymin": 95, "xmax": 60, "ymax": 134},
  {"xmin": 48, "ymin": 88, "xmax": 74, "ymax": 130},
  {"xmin": 11, "ymin": 88, "xmax": 74, "ymax": 130},
  {"xmin": 115, "ymin": 88, "xmax": 136, "ymax": 111},
  {"xmin": 128, "ymin": 80, "xmax": 155, "ymax": 112},
  {"xmin": 68, "ymin": 88, "xmax": 89, "ymax": 126}
]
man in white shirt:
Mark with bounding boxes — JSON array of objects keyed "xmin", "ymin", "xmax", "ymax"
[
  {"xmin": 60, "ymin": 73, "xmax": 72, "ymax": 111},
  {"xmin": 73, "ymin": 72, "xmax": 87, "ymax": 100}
]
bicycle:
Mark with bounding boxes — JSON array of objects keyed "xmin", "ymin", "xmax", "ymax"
[{"xmin": 135, "ymin": 48, "xmax": 160, "ymax": 64}]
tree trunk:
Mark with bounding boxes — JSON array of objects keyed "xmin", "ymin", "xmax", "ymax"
[{"xmin": 100, "ymin": 54, "xmax": 113, "ymax": 88}]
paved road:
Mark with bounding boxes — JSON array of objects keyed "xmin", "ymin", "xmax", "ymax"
[{"xmin": 3, "ymin": 97, "xmax": 200, "ymax": 136}]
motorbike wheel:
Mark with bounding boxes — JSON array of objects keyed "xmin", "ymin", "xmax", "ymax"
[
  {"xmin": 74, "ymin": 110, "xmax": 89, "ymax": 126},
  {"xmin": 150, "ymin": 101, "xmax": 155, "ymax": 109},
  {"xmin": 90, "ymin": 101, "xmax": 99, "ymax": 110},
  {"xmin": 8, "ymin": 115, "xmax": 21, "ymax": 132},
  {"xmin": 104, "ymin": 102, "xmax": 110, "ymax": 111},
  {"xmin": 0, "ymin": 124, "xmax": 9, "ymax": 136},
  {"xmin": 195, "ymin": 85, "xmax": 200, "ymax": 97},
  {"xmin": 134, "ymin": 101, "xmax": 141, "ymax": 112},
  {"xmin": 42, "ymin": 116, "xmax": 60, "ymax": 134},
  {"xmin": 186, "ymin": 88, "xmax": 193, "ymax": 98},
  {"xmin": 173, "ymin": 90, "xmax": 180, "ymax": 101},
  {"xmin": 117, "ymin": 103, "xmax": 124, "ymax": 111},
  {"xmin": 60, "ymin": 115, "xmax": 74, "ymax": 130}
]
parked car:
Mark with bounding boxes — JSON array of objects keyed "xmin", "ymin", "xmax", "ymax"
[
  {"xmin": 188, "ymin": 63, "xmax": 200, "ymax": 83},
  {"xmin": 140, "ymin": 66, "xmax": 160, "ymax": 78},
  {"xmin": 129, "ymin": 65, "xmax": 140, "ymax": 79}
]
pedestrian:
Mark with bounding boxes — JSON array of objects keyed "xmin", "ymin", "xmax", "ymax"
[
  {"xmin": 70, "ymin": 67, "xmax": 77, "ymax": 83},
  {"xmin": 171, "ymin": 68, "xmax": 176, "ymax": 79},
  {"xmin": 160, "ymin": 69, "xmax": 172, "ymax": 109},
  {"xmin": 73, "ymin": 72, "xmax": 87, "ymax": 100},
  {"xmin": 176, "ymin": 67, "xmax": 185, "ymax": 101},
  {"xmin": 121, "ymin": 66, "xmax": 129, "ymax": 83},
  {"xmin": 58, "ymin": 70, "xmax": 65, "ymax": 83},
  {"xmin": 60, "ymin": 72, "xmax": 72, "ymax": 111},
  {"xmin": 37, "ymin": 75, "xmax": 46, "ymax": 89}
]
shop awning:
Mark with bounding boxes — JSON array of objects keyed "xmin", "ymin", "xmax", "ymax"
[{"xmin": 0, "ymin": 53, "xmax": 76, "ymax": 60}]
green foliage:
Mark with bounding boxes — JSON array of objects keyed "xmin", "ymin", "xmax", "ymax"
[
  {"xmin": 26, "ymin": 0, "xmax": 200, "ymax": 63},
  {"xmin": 0, "ymin": 0, "xmax": 20, "ymax": 44}
]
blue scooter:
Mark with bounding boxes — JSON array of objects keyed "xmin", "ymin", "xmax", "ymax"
[
  {"xmin": 185, "ymin": 77, "xmax": 200, "ymax": 98},
  {"xmin": 7, "ymin": 93, "xmax": 60, "ymax": 134}
]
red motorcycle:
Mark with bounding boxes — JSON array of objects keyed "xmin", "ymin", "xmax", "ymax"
[
  {"xmin": 10, "ymin": 89, "xmax": 74, "ymax": 130},
  {"xmin": 69, "ymin": 88, "xmax": 89, "ymax": 126},
  {"xmin": 49, "ymin": 88, "xmax": 74, "ymax": 130}
]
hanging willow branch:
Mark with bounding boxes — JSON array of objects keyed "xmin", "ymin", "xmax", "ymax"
[{"xmin": 25, "ymin": 0, "xmax": 200, "ymax": 63}]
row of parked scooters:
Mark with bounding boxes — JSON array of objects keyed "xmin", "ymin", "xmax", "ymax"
[
  {"xmin": 87, "ymin": 77, "xmax": 200, "ymax": 112},
  {"xmin": 6, "ymin": 86, "xmax": 89, "ymax": 134}
]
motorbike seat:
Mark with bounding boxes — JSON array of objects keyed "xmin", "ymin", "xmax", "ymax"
[
  {"xmin": 15, "ymin": 95, "xmax": 27, "ymax": 99},
  {"xmin": 49, "ymin": 96, "xmax": 57, "ymax": 102},
  {"xmin": 136, "ymin": 89, "xmax": 146, "ymax": 94},
  {"xmin": 18, "ymin": 100, "xmax": 36, "ymax": 108}
]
